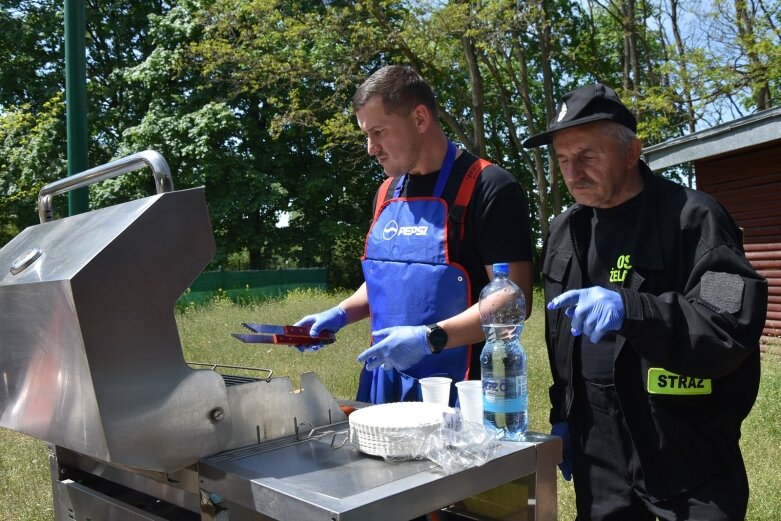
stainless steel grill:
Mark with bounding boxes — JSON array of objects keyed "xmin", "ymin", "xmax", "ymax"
[{"xmin": 0, "ymin": 152, "xmax": 561, "ymax": 521}]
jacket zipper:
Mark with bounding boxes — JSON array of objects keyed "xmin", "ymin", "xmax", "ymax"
[{"xmin": 564, "ymin": 209, "xmax": 585, "ymax": 417}]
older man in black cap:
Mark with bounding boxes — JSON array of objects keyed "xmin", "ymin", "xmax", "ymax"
[{"xmin": 525, "ymin": 84, "xmax": 767, "ymax": 520}]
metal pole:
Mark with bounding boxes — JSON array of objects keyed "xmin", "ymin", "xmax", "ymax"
[{"xmin": 64, "ymin": 0, "xmax": 89, "ymax": 215}]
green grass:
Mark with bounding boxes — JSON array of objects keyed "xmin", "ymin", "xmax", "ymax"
[{"xmin": 1, "ymin": 287, "xmax": 779, "ymax": 520}]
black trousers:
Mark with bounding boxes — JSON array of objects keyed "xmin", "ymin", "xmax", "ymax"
[{"xmin": 570, "ymin": 379, "xmax": 748, "ymax": 521}]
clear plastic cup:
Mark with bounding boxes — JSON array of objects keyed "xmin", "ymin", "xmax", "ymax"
[
  {"xmin": 419, "ymin": 377, "xmax": 452, "ymax": 405},
  {"xmin": 456, "ymin": 380, "xmax": 483, "ymax": 424}
]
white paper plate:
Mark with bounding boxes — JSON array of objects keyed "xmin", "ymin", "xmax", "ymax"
[{"xmin": 349, "ymin": 402, "xmax": 448, "ymax": 458}]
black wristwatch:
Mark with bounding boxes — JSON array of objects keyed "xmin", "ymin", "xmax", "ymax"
[{"xmin": 426, "ymin": 324, "xmax": 448, "ymax": 354}]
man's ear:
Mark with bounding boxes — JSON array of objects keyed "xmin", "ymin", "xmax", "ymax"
[
  {"xmin": 411, "ymin": 104, "xmax": 431, "ymax": 133},
  {"xmin": 626, "ymin": 137, "xmax": 643, "ymax": 169}
]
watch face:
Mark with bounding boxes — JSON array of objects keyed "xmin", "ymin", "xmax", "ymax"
[{"xmin": 429, "ymin": 325, "xmax": 447, "ymax": 352}]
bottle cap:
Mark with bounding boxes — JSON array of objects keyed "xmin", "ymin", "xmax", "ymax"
[{"xmin": 492, "ymin": 263, "xmax": 509, "ymax": 275}]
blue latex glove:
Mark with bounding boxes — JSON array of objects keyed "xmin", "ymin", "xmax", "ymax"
[
  {"xmin": 551, "ymin": 422, "xmax": 573, "ymax": 481},
  {"xmin": 293, "ymin": 306, "xmax": 347, "ymax": 352},
  {"xmin": 357, "ymin": 325, "xmax": 430, "ymax": 371},
  {"xmin": 547, "ymin": 287, "xmax": 624, "ymax": 343}
]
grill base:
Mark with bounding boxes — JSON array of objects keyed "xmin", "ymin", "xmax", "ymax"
[{"xmin": 50, "ymin": 430, "xmax": 561, "ymax": 521}]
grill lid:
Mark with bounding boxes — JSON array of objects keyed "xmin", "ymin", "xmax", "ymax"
[{"xmin": 0, "ymin": 152, "xmax": 231, "ymax": 472}]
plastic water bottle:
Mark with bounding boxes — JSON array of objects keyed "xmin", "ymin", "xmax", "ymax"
[{"xmin": 479, "ymin": 262, "xmax": 528, "ymax": 441}]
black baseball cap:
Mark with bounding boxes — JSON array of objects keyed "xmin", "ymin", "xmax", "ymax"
[{"xmin": 523, "ymin": 83, "xmax": 637, "ymax": 148}]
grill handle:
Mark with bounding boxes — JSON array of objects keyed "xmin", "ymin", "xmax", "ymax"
[{"xmin": 37, "ymin": 150, "xmax": 174, "ymax": 223}]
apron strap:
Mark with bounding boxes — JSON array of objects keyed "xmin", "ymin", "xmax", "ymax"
[
  {"xmin": 450, "ymin": 158, "xmax": 491, "ymax": 240},
  {"xmin": 432, "ymin": 141, "xmax": 457, "ymax": 198},
  {"xmin": 373, "ymin": 177, "xmax": 396, "ymax": 222}
]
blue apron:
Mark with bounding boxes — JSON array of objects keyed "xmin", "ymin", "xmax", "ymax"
[{"xmin": 357, "ymin": 141, "xmax": 472, "ymax": 405}]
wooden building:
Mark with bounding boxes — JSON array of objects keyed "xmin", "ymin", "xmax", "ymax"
[{"xmin": 642, "ymin": 107, "xmax": 781, "ymax": 342}]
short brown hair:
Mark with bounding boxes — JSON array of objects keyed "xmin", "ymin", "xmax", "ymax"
[{"xmin": 352, "ymin": 65, "xmax": 439, "ymax": 119}]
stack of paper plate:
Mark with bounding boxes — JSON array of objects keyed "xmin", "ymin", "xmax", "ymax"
[{"xmin": 349, "ymin": 402, "xmax": 447, "ymax": 459}]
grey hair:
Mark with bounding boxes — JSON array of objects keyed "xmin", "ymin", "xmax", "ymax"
[{"xmin": 600, "ymin": 120, "xmax": 637, "ymax": 151}]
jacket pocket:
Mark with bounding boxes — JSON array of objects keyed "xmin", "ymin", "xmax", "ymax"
[
  {"xmin": 542, "ymin": 250, "xmax": 574, "ymax": 339},
  {"xmin": 646, "ymin": 391, "xmax": 733, "ymax": 471},
  {"xmin": 542, "ymin": 249, "xmax": 574, "ymax": 292}
]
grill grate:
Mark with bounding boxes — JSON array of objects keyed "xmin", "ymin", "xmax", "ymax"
[
  {"xmin": 187, "ymin": 362, "xmax": 273, "ymax": 386},
  {"xmin": 222, "ymin": 374, "xmax": 259, "ymax": 387}
]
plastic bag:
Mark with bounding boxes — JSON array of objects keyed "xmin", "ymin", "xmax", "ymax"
[
  {"xmin": 418, "ymin": 410, "xmax": 499, "ymax": 473},
  {"xmin": 352, "ymin": 409, "xmax": 498, "ymax": 471}
]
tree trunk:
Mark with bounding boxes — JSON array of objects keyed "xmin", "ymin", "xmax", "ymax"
[
  {"xmin": 509, "ymin": 36, "xmax": 550, "ymax": 239},
  {"xmin": 734, "ymin": 0, "xmax": 771, "ymax": 110},
  {"xmin": 461, "ymin": 27, "xmax": 487, "ymax": 156},
  {"xmin": 539, "ymin": 0, "xmax": 560, "ymax": 220},
  {"xmin": 625, "ymin": 0, "xmax": 640, "ymax": 93},
  {"xmin": 669, "ymin": 0, "xmax": 697, "ymax": 137}
]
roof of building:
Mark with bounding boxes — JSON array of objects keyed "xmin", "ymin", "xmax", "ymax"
[{"xmin": 642, "ymin": 106, "xmax": 781, "ymax": 172}]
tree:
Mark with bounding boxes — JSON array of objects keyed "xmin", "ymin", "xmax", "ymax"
[
  {"xmin": 710, "ymin": 0, "xmax": 780, "ymax": 111},
  {"xmin": 0, "ymin": 2, "xmax": 68, "ymax": 230},
  {"xmin": 1, "ymin": 0, "xmax": 780, "ymax": 280},
  {"xmin": 117, "ymin": 0, "xmax": 388, "ymax": 286},
  {"xmin": 0, "ymin": 94, "xmax": 67, "ymax": 243},
  {"xmin": 0, "ymin": 1, "xmax": 172, "ymax": 225},
  {"xmin": 0, "ymin": 1, "xmax": 64, "ymax": 111}
]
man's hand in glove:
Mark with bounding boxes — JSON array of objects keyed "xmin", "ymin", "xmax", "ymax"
[
  {"xmin": 547, "ymin": 287, "xmax": 624, "ymax": 343},
  {"xmin": 357, "ymin": 326, "xmax": 429, "ymax": 371},
  {"xmin": 293, "ymin": 306, "xmax": 347, "ymax": 352},
  {"xmin": 551, "ymin": 422, "xmax": 573, "ymax": 481}
]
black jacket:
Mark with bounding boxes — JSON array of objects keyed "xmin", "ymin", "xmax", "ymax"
[{"xmin": 541, "ymin": 161, "xmax": 767, "ymax": 499}]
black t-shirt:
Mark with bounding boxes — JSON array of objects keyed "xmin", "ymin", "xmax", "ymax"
[
  {"xmin": 580, "ymin": 191, "xmax": 644, "ymax": 383},
  {"xmin": 371, "ymin": 150, "xmax": 534, "ymax": 377}
]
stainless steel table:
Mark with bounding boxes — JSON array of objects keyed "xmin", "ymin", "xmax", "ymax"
[{"xmin": 198, "ymin": 425, "xmax": 561, "ymax": 521}]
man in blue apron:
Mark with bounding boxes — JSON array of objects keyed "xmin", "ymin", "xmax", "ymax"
[{"xmin": 295, "ymin": 65, "xmax": 534, "ymax": 405}]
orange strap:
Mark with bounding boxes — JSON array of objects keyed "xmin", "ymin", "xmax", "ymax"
[
  {"xmin": 373, "ymin": 177, "xmax": 396, "ymax": 222},
  {"xmin": 450, "ymin": 158, "xmax": 491, "ymax": 240}
]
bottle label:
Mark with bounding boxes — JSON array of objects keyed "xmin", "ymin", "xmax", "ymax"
[
  {"xmin": 482, "ymin": 375, "xmax": 527, "ymax": 413},
  {"xmin": 484, "ymin": 395, "xmax": 527, "ymax": 413}
]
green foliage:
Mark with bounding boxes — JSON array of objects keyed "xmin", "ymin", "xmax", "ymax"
[
  {"xmin": 97, "ymin": 0, "xmax": 384, "ymax": 272},
  {"xmin": 0, "ymin": 1, "xmax": 64, "ymax": 111},
  {"xmin": 1, "ymin": 0, "xmax": 780, "ymax": 264},
  {"xmin": 0, "ymin": 94, "xmax": 67, "ymax": 240},
  {"xmin": 0, "ymin": 1, "xmax": 170, "ymax": 226}
]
